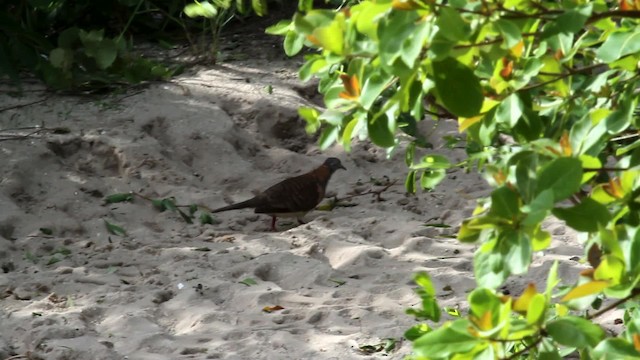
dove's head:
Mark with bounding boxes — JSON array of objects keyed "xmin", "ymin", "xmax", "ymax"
[{"xmin": 324, "ymin": 157, "xmax": 346, "ymax": 173}]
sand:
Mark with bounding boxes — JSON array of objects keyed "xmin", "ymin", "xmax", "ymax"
[{"xmin": 0, "ymin": 24, "xmax": 605, "ymax": 360}]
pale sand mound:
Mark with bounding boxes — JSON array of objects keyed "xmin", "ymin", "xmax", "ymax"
[{"xmin": 0, "ymin": 30, "xmax": 598, "ymax": 360}]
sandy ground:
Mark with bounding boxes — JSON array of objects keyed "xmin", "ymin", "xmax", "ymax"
[{"xmin": 0, "ymin": 22, "xmax": 607, "ymax": 360}]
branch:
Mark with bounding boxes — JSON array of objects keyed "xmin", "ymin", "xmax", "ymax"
[
  {"xmin": 587, "ymin": 10, "xmax": 640, "ymax": 24},
  {"xmin": 583, "ymin": 167, "xmax": 630, "ymax": 173},
  {"xmin": 587, "ymin": 288, "xmax": 640, "ymax": 320},
  {"xmin": 501, "ymin": 335, "xmax": 544, "ymax": 360},
  {"xmin": 519, "ymin": 63, "xmax": 605, "ymax": 91},
  {"xmin": 0, "ymin": 96, "xmax": 50, "ymax": 113}
]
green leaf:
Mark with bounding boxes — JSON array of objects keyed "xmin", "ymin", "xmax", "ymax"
[
  {"xmin": 404, "ymin": 324, "xmax": 430, "ymax": 341},
  {"xmin": 522, "ymin": 189, "xmax": 553, "ymax": 226},
  {"xmin": 85, "ymin": 38, "xmax": 118, "ymax": 70},
  {"xmin": 535, "ymin": 157, "xmax": 582, "ymax": 202},
  {"xmin": 184, "ymin": 1, "xmax": 218, "ymax": 18},
  {"xmin": 546, "ymin": 316, "xmax": 605, "ymax": 348},
  {"xmin": 432, "ymin": 57, "xmax": 483, "ymax": 117},
  {"xmin": 605, "ymin": 92, "xmax": 635, "ymax": 134},
  {"xmin": 593, "ymin": 338, "xmax": 640, "ymax": 359},
  {"xmin": 298, "ymin": 0, "xmax": 312, "ymax": 12},
  {"xmin": 318, "ymin": 125, "xmax": 339, "ymax": 150},
  {"xmin": 283, "ymin": 31, "xmax": 305, "ymax": 56},
  {"xmin": 489, "ymin": 186, "xmax": 520, "ymax": 220},
  {"xmin": 49, "ymin": 48, "xmax": 72, "ymax": 70},
  {"xmin": 494, "ymin": 19, "xmax": 522, "ymax": 48},
  {"xmin": 299, "ymin": 107, "xmax": 320, "ymax": 133},
  {"xmin": 239, "ymin": 278, "xmax": 257, "ymax": 286},
  {"xmin": 504, "ymin": 231, "xmax": 532, "ymax": 275},
  {"xmin": 420, "ymin": 169, "xmax": 446, "ymax": 189},
  {"xmin": 104, "ymin": 219, "xmax": 126, "ymax": 236},
  {"xmin": 410, "ymin": 154, "xmax": 451, "ymax": 170},
  {"xmin": 312, "ymin": 21, "xmax": 344, "ymax": 55},
  {"xmin": 405, "ymin": 170, "xmax": 417, "ymax": 193},
  {"xmin": 405, "ymin": 142, "xmax": 415, "ymax": 167},
  {"xmin": 39, "ymin": 228, "xmax": 53, "ymax": 235},
  {"xmin": 436, "ymin": 7, "xmax": 470, "ymax": 42},
  {"xmin": 552, "ymin": 198, "xmax": 611, "ymax": 232},
  {"xmin": 251, "ymin": 0, "xmax": 267, "ymax": 16},
  {"xmin": 200, "ymin": 212, "xmax": 214, "ymax": 225},
  {"xmin": 541, "ymin": 4, "xmax": 592, "ymax": 39},
  {"xmin": 495, "ymin": 93, "xmax": 523, "ymax": 127},
  {"xmin": 406, "ymin": 272, "xmax": 441, "ymax": 322},
  {"xmin": 412, "ymin": 319, "xmax": 479, "ymax": 358},
  {"xmin": 474, "ymin": 241, "xmax": 509, "ymax": 289},
  {"xmin": 545, "ymin": 260, "xmax": 559, "ymax": 300},
  {"xmin": 360, "ymin": 72, "xmax": 390, "ymax": 110},
  {"xmin": 368, "ymin": 113, "xmax": 396, "ymax": 148},
  {"xmin": 596, "ymin": 28, "xmax": 640, "ymax": 63},
  {"xmin": 414, "ymin": 272, "xmax": 436, "ymax": 296},
  {"xmin": 105, "ymin": 193, "xmax": 134, "ymax": 204},
  {"xmin": 265, "ymin": 20, "xmax": 291, "ymax": 35}
]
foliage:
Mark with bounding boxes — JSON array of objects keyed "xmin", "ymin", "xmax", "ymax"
[
  {"xmin": 269, "ymin": 0, "xmax": 640, "ymax": 358},
  {"xmin": 182, "ymin": 0, "xmax": 268, "ymax": 62},
  {"xmin": 0, "ymin": 0, "xmax": 269, "ymax": 91}
]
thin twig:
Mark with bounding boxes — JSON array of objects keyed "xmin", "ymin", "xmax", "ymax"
[
  {"xmin": 583, "ymin": 167, "xmax": 630, "ymax": 173},
  {"xmin": 502, "ymin": 336, "xmax": 544, "ymax": 360},
  {"xmin": 587, "ymin": 288, "xmax": 640, "ymax": 320},
  {"xmin": 333, "ymin": 179, "xmax": 400, "ymax": 204},
  {"xmin": 0, "ymin": 96, "xmax": 50, "ymax": 113},
  {"xmin": 0, "ymin": 128, "xmax": 46, "ymax": 142}
]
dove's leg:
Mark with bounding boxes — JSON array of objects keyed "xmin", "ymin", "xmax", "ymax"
[
  {"xmin": 270, "ymin": 216, "xmax": 278, "ymax": 231},
  {"xmin": 297, "ymin": 217, "xmax": 306, "ymax": 225}
]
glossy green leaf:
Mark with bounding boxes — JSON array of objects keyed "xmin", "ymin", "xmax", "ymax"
[
  {"xmin": 412, "ymin": 320, "xmax": 479, "ymax": 358},
  {"xmin": 436, "ymin": 7, "xmax": 470, "ymax": 42},
  {"xmin": 404, "ymin": 323, "xmax": 431, "ymax": 341},
  {"xmin": 505, "ymin": 231, "xmax": 532, "ymax": 275},
  {"xmin": 494, "ymin": 19, "xmax": 522, "ymax": 48},
  {"xmin": 495, "ymin": 93, "xmax": 523, "ymax": 127},
  {"xmin": 318, "ymin": 125, "xmax": 339, "ymax": 150},
  {"xmin": 474, "ymin": 242, "xmax": 509, "ymax": 289},
  {"xmin": 406, "ymin": 272, "xmax": 441, "ymax": 322},
  {"xmin": 368, "ymin": 113, "xmax": 396, "ymax": 148},
  {"xmin": 265, "ymin": 20, "xmax": 291, "ymax": 35},
  {"xmin": 536, "ymin": 157, "xmax": 582, "ymax": 202},
  {"xmin": 523, "ymin": 189, "xmax": 553, "ymax": 226},
  {"xmin": 552, "ymin": 198, "xmax": 611, "ymax": 232},
  {"xmin": 360, "ymin": 72, "xmax": 390, "ymax": 109},
  {"xmin": 251, "ymin": 0, "xmax": 267, "ymax": 16},
  {"xmin": 541, "ymin": 4, "xmax": 592, "ymax": 39},
  {"xmin": 489, "ymin": 186, "xmax": 520, "ymax": 220},
  {"xmin": 405, "ymin": 170, "xmax": 417, "ymax": 193},
  {"xmin": 420, "ymin": 169, "xmax": 446, "ymax": 189},
  {"xmin": 432, "ymin": 57, "xmax": 483, "ymax": 117},
  {"xmin": 184, "ymin": 1, "xmax": 218, "ymax": 18},
  {"xmin": 284, "ymin": 31, "xmax": 305, "ymax": 56},
  {"xmin": 596, "ymin": 28, "xmax": 640, "ymax": 63},
  {"xmin": 299, "ymin": 107, "xmax": 320, "ymax": 133},
  {"xmin": 312, "ymin": 21, "xmax": 344, "ymax": 55},
  {"xmin": 546, "ymin": 316, "xmax": 605, "ymax": 348},
  {"xmin": 593, "ymin": 338, "xmax": 640, "ymax": 359},
  {"xmin": 594, "ymin": 255, "xmax": 624, "ymax": 285}
]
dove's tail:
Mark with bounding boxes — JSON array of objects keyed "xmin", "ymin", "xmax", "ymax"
[{"xmin": 211, "ymin": 197, "xmax": 260, "ymax": 213}]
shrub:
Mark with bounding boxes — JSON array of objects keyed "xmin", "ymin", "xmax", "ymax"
[{"xmin": 269, "ymin": 0, "xmax": 640, "ymax": 357}]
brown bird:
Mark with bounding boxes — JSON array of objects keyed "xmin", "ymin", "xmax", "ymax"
[{"xmin": 211, "ymin": 157, "xmax": 346, "ymax": 231}]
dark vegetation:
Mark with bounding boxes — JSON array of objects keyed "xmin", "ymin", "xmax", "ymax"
[{"xmin": 0, "ymin": 0, "xmax": 276, "ymax": 92}]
